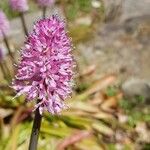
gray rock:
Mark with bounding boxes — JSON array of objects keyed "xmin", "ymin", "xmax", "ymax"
[
  {"xmin": 122, "ymin": 78, "xmax": 150, "ymax": 103},
  {"xmin": 121, "ymin": 0, "xmax": 150, "ymax": 22},
  {"xmin": 103, "ymin": 0, "xmax": 150, "ymax": 23},
  {"xmin": 103, "ymin": 0, "xmax": 123, "ymax": 22}
]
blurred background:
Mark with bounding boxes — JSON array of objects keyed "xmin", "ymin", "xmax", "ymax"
[{"xmin": 0, "ymin": 0, "xmax": 150, "ymax": 149}]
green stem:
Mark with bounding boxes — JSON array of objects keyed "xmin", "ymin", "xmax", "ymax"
[
  {"xmin": 0, "ymin": 62, "xmax": 7, "ymax": 80},
  {"xmin": 3, "ymin": 60, "xmax": 12, "ymax": 78},
  {"xmin": 43, "ymin": 7, "xmax": 47, "ymax": 19},
  {"xmin": 20, "ymin": 12, "xmax": 28, "ymax": 36},
  {"xmin": 3, "ymin": 32, "xmax": 15, "ymax": 63},
  {"xmin": 29, "ymin": 106, "xmax": 42, "ymax": 150}
]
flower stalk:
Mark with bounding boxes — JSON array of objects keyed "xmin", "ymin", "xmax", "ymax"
[
  {"xmin": 3, "ymin": 32, "xmax": 15, "ymax": 62},
  {"xmin": 29, "ymin": 105, "xmax": 42, "ymax": 150},
  {"xmin": 43, "ymin": 6, "xmax": 47, "ymax": 19},
  {"xmin": 20, "ymin": 12, "xmax": 28, "ymax": 36},
  {"xmin": 0, "ymin": 61, "xmax": 11, "ymax": 82},
  {"xmin": 0, "ymin": 62, "xmax": 7, "ymax": 80},
  {"xmin": 37, "ymin": 0, "xmax": 55, "ymax": 18}
]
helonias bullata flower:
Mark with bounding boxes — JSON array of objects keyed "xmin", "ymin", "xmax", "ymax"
[
  {"xmin": 9, "ymin": 0, "xmax": 29, "ymax": 12},
  {"xmin": 12, "ymin": 15, "xmax": 75, "ymax": 114}
]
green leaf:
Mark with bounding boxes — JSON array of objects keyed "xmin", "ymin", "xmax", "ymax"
[{"xmin": 92, "ymin": 122, "xmax": 113, "ymax": 136}]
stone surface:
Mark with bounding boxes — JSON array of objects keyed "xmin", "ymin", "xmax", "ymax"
[
  {"xmin": 122, "ymin": 78, "xmax": 150, "ymax": 103},
  {"xmin": 77, "ymin": 18, "xmax": 150, "ymax": 79},
  {"xmin": 121, "ymin": 0, "xmax": 150, "ymax": 22},
  {"xmin": 103, "ymin": 0, "xmax": 123, "ymax": 22},
  {"xmin": 77, "ymin": 0, "xmax": 150, "ymax": 79},
  {"xmin": 104, "ymin": 0, "xmax": 150, "ymax": 22}
]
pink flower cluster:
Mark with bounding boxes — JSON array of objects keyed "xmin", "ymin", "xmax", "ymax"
[
  {"xmin": 9, "ymin": 0, "xmax": 29, "ymax": 12},
  {"xmin": 37, "ymin": 0, "xmax": 55, "ymax": 7},
  {"xmin": 12, "ymin": 15, "xmax": 74, "ymax": 114},
  {"xmin": 0, "ymin": 11, "xmax": 10, "ymax": 37}
]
